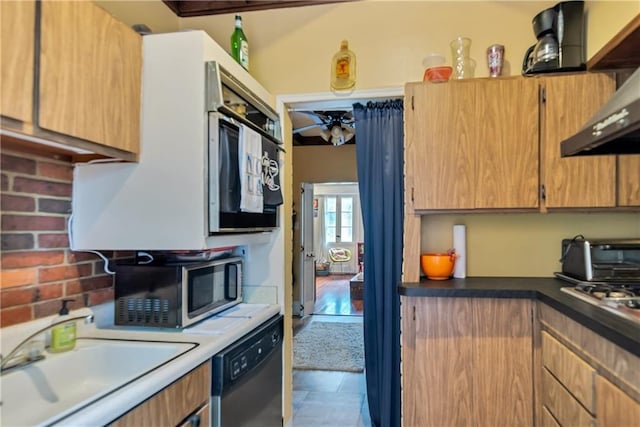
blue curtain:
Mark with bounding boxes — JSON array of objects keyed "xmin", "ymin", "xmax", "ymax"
[{"xmin": 353, "ymin": 100, "xmax": 404, "ymax": 427}]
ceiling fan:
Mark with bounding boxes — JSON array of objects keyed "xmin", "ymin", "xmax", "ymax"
[{"xmin": 292, "ymin": 110, "xmax": 355, "ymax": 146}]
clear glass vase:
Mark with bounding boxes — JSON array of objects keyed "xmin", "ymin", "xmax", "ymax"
[{"xmin": 450, "ymin": 37, "xmax": 475, "ymax": 79}]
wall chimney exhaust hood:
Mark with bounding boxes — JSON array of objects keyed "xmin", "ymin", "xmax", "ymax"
[{"xmin": 561, "ymin": 67, "xmax": 640, "ymax": 157}]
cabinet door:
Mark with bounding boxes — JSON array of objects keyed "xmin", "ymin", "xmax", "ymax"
[
  {"xmin": 401, "ymin": 296, "xmax": 474, "ymax": 427},
  {"xmin": 39, "ymin": 0, "xmax": 141, "ymax": 154},
  {"xmin": 618, "ymin": 155, "xmax": 640, "ymax": 206},
  {"xmin": 406, "ymin": 81, "xmax": 476, "ymax": 210},
  {"xmin": 111, "ymin": 362, "xmax": 210, "ymax": 426},
  {"xmin": 541, "ymin": 74, "xmax": 616, "ymax": 208},
  {"xmin": 473, "ymin": 298, "xmax": 533, "ymax": 426},
  {"xmin": 596, "ymin": 376, "xmax": 640, "ymax": 427},
  {"xmin": 0, "ymin": 1, "xmax": 35, "ymax": 123},
  {"xmin": 475, "ymin": 78, "xmax": 539, "ymax": 209}
]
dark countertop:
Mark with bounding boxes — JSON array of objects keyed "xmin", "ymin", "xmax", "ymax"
[{"xmin": 399, "ymin": 277, "xmax": 639, "ymax": 356}]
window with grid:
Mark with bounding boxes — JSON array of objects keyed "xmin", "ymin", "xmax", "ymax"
[{"xmin": 325, "ymin": 196, "xmax": 353, "ymax": 243}]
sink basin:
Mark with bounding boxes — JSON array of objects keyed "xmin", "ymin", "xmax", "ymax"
[{"xmin": 0, "ymin": 338, "xmax": 196, "ymax": 426}]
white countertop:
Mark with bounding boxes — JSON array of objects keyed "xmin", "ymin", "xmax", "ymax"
[{"xmin": 1, "ymin": 303, "xmax": 281, "ymax": 426}]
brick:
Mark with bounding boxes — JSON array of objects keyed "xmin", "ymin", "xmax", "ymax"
[
  {"xmin": 38, "ymin": 198, "xmax": 71, "ymax": 214},
  {"xmin": 88, "ymin": 287, "xmax": 114, "ymax": 306},
  {"xmin": 1, "ymin": 250, "xmax": 65, "ymax": 268},
  {"xmin": 1, "ymin": 194, "xmax": 36, "ymax": 212},
  {"xmin": 1, "ymin": 233, "xmax": 34, "ymax": 250},
  {"xmin": 38, "ymin": 233, "xmax": 69, "ymax": 248},
  {"xmin": 1, "ymin": 153, "xmax": 36, "ymax": 175},
  {"xmin": 0, "ymin": 305, "xmax": 33, "ymax": 327},
  {"xmin": 34, "ymin": 297, "xmax": 86, "ymax": 319},
  {"xmin": 1, "ymin": 268, "xmax": 37, "ymax": 288},
  {"xmin": 39, "ymin": 263, "xmax": 93, "ymax": 283},
  {"xmin": 67, "ymin": 250, "xmax": 112, "ymax": 264},
  {"xmin": 65, "ymin": 275, "xmax": 113, "ymax": 295},
  {"xmin": 0, "ymin": 287, "xmax": 34, "ymax": 308},
  {"xmin": 1, "ymin": 174, "xmax": 8, "ymax": 191},
  {"xmin": 38, "ymin": 161, "xmax": 73, "ymax": 182},
  {"xmin": 36, "ymin": 283, "xmax": 64, "ymax": 301},
  {"xmin": 2, "ymin": 214, "xmax": 66, "ymax": 231},
  {"xmin": 13, "ymin": 177, "xmax": 71, "ymax": 197}
]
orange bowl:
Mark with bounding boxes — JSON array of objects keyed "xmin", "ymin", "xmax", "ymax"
[
  {"xmin": 423, "ymin": 66, "xmax": 452, "ymax": 83},
  {"xmin": 420, "ymin": 253, "xmax": 456, "ymax": 280}
]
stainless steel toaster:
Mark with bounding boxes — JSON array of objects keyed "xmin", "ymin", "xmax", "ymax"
[{"xmin": 560, "ymin": 237, "xmax": 640, "ymax": 281}]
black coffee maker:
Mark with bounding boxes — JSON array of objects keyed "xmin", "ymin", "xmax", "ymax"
[{"xmin": 522, "ymin": 1, "xmax": 586, "ymax": 75}]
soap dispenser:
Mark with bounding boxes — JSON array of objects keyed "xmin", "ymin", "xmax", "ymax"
[{"xmin": 49, "ymin": 299, "xmax": 76, "ymax": 353}]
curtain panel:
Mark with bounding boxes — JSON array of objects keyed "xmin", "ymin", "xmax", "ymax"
[{"xmin": 353, "ymin": 100, "xmax": 404, "ymax": 427}]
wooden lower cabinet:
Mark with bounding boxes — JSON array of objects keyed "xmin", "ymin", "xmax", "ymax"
[
  {"xmin": 179, "ymin": 402, "xmax": 210, "ymax": 427},
  {"xmin": 537, "ymin": 303, "xmax": 640, "ymax": 427},
  {"xmin": 597, "ymin": 376, "xmax": 640, "ymax": 427},
  {"xmin": 401, "ymin": 296, "xmax": 533, "ymax": 427},
  {"xmin": 110, "ymin": 361, "xmax": 211, "ymax": 427}
]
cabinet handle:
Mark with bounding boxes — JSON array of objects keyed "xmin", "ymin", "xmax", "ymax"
[
  {"xmin": 540, "ymin": 184, "xmax": 546, "ymax": 201},
  {"xmin": 188, "ymin": 413, "xmax": 201, "ymax": 427}
]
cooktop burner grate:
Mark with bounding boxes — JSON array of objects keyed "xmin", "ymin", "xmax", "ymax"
[{"xmin": 556, "ymin": 273, "xmax": 640, "ymax": 325}]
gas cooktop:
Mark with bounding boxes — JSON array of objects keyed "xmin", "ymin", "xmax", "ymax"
[{"xmin": 556, "ymin": 273, "xmax": 640, "ymax": 325}]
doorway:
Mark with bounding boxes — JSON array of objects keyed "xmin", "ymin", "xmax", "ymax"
[
  {"xmin": 309, "ymin": 183, "xmax": 363, "ymax": 317},
  {"xmin": 296, "ymin": 182, "xmax": 364, "ymax": 318}
]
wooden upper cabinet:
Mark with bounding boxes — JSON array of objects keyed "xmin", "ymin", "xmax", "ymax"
[
  {"xmin": 39, "ymin": 0, "xmax": 141, "ymax": 155},
  {"xmin": 540, "ymin": 73, "xmax": 617, "ymax": 208},
  {"xmin": 405, "ymin": 78, "xmax": 539, "ymax": 211},
  {"xmin": 0, "ymin": 1, "xmax": 35, "ymax": 123},
  {"xmin": 405, "ymin": 81, "xmax": 476, "ymax": 210},
  {"xmin": 475, "ymin": 78, "xmax": 539, "ymax": 209},
  {"xmin": 618, "ymin": 155, "xmax": 640, "ymax": 207}
]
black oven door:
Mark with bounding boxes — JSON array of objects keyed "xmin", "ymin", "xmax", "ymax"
[{"xmin": 208, "ymin": 113, "xmax": 278, "ymax": 233}]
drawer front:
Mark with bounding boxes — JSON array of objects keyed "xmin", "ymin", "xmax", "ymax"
[
  {"xmin": 542, "ymin": 369, "xmax": 594, "ymax": 427},
  {"xmin": 111, "ymin": 361, "xmax": 211, "ymax": 426},
  {"xmin": 542, "ymin": 331, "xmax": 595, "ymax": 412},
  {"xmin": 541, "ymin": 406, "xmax": 561, "ymax": 427}
]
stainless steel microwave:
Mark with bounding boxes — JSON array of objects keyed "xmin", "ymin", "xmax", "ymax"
[{"xmin": 114, "ymin": 257, "xmax": 243, "ymax": 328}]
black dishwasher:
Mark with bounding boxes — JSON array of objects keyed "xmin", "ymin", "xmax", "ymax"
[{"xmin": 211, "ymin": 314, "xmax": 283, "ymax": 427}]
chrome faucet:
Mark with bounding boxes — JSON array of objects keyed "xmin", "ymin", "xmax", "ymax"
[{"xmin": 0, "ymin": 313, "xmax": 94, "ymax": 374}]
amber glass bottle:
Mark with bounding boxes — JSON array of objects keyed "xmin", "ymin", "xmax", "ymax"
[{"xmin": 331, "ymin": 40, "xmax": 356, "ymax": 91}]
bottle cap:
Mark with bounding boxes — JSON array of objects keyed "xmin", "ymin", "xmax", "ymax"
[
  {"xmin": 59, "ymin": 298, "xmax": 74, "ymax": 315},
  {"xmin": 340, "ymin": 40, "xmax": 349, "ymax": 49}
]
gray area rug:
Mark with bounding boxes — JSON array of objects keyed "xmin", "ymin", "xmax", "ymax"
[{"xmin": 294, "ymin": 321, "xmax": 364, "ymax": 372}]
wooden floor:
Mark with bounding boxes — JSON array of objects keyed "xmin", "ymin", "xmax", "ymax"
[{"xmin": 313, "ymin": 274, "xmax": 363, "ymax": 316}]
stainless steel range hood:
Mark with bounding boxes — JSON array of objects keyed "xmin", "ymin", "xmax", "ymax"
[{"xmin": 561, "ymin": 67, "xmax": 640, "ymax": 156}]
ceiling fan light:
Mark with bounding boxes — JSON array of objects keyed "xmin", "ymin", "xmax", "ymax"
[
  {"xmin": 320, "ymin": 128, "xmax": 331, "ymax": 142},
  {"xmin": 343, "ymin": 126, "xmax": 355, "ymax": 142},
  {"xmin": 330, "ymin": 125, "xmax": 345, "ymax": 146}
]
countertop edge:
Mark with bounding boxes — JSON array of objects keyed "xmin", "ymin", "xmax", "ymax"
[{"xmin": 398, "ymin": 277, "xmax": 639, "ymax": 356}]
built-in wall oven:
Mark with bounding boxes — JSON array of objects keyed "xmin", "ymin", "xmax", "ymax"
[
  {"xmin": 206, "ymin": 62, "xmax": 284, "ymax": 233},
  {"xmin": 211, "ymin": 314, "xmax": 283, "ymax": 427}
]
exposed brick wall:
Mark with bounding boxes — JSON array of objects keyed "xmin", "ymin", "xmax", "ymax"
[{"xmin": 1, "ymin": 148, "xmax": 128, "ymax": 327}]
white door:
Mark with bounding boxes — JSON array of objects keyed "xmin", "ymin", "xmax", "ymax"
[{"xmin": 299, "ymin": 182, "xmax": 316, "ymax": 317}]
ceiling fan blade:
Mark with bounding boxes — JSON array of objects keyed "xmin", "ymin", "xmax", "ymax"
[{"xmin": 293, "ymin": 123, "xmax": 325, "ymax": 134}]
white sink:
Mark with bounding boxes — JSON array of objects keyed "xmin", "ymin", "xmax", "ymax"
[{"xmin": 0, "ymin": 338, "xmax": 196, "ymax": 426}]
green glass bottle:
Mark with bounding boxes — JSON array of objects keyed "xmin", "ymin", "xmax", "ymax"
[{"xmin": 230, "ymin": 14, "xmax": 249, "ymax": 70}]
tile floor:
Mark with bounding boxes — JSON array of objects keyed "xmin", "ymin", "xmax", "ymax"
[{"xmin": 293, "ymin": 314, "xmax": 371, "ymax": 427}]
